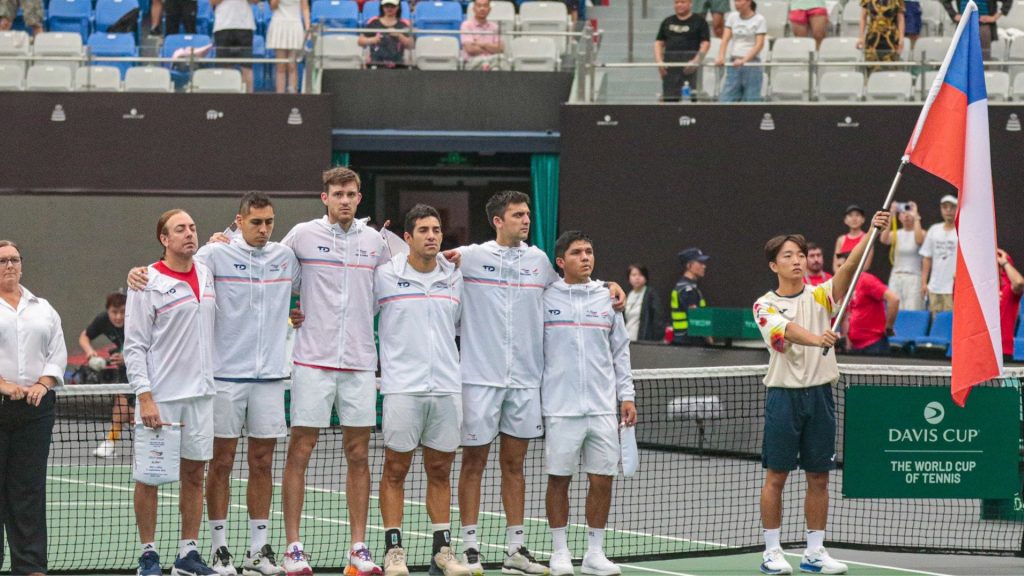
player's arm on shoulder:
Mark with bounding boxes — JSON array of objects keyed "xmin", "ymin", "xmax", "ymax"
[{"xmin": 126, "ymin": 265, "xmax": 151, "ymax": 291}]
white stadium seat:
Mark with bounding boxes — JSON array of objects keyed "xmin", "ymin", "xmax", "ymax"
[
  {"xmin": 75, "ymin": 65, "xmax": 122, "ymax": 91},
  {"xmin": 818, "ymin": 71, "xmax": 865, "ymax": 101},
  {"xmin": 26, "ymin": 64, "xmax": 74, "ymax": 91},
  {"xmin": 317, "ymin": 34, "xmax": 364, "ymax": 69},
  {"xmin": 190, "ymin": 67, "xmax": 245, "ymax": 93},
  {"xmin": 124, "ymin": 66, "xmax": 174, "ymax": 92},
  {"xmin": 510, "ymin": 36, "xmax": 558, "ymax": 71},
  {"xmin": 415, "ymin": 36, "xmax": 461, "ymax": 70},
  {"xmin": 866, "ymin": 71, "xmax": 914, "ymax": 101}
]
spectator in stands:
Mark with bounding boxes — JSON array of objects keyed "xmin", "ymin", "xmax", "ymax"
[
  {"xmin": 670, "ymin": 248, "xmax": 709, "ymax": 346},
  {"xmin": 834, "ymin": 204, "xmax": 873, "ymax": 271},
  {"xmin": 359, "ymin": 0, "xmax": 413, "ymax": 68},
  {"xmin": 695, "ymin": 0, "xmax": 729, "ymax": 37},
  {"xmin": 624, "ymin": 264, "xmax": 664, "ymax": 342},
  {"xmin": 565, "ymin": 0, "xmax": 580, "ymax": 25},
  {"xmin": 803, "ymin": 242, "xmax": 832, "ymax": 286},
  {"xmin": 920, "ymin": 194, "xmax": 958, "ymax": 315},
  {"xmin": 655, "ymin": 0, "xmax": 711, "ymax": 102},
  {"xmin": 879, "ymin": 200, "xmax": 925, "ymax": 310},
  {"xmin": 997, "ymin": 248, "xmax": 1023, "ymax": 357},
  {"xmin": 267, "ymin": 0, "xmax": 310, "ymax": 93},
  {"xmin": 212, "ymin": 0, "xmax": 258, "ymax": 92},
  {"xmin": 460, "ymin": 0, "xmax": 504, "ymax": 70},
  {"xmin": 941, "ymin": 0, "xmax": 1012, "ymax": 58},
  {"xmin": 0, "ymin": 240, "xmax": 67, "ymax": 576},
  {"xmin": 834, "ymin": 251, "xmax": 900, "ymax": 355},
  {"xmin": 789, "ymin": 0, "xmax": 829, "ymax": 48},
  {"xmin": 80, "ymin": 292, "xmax": 135, "ymax": 460},
  {"xmin": 904, "ymin": 0, "xmax": 921, "ymax": 49},
  {"xmin": 165, "ymin": 0, "xmax": 199, "ymax": 35},
  {"xmin": 0, "ymin": 0, "xmax": 43, "ymax": 36},
  {"xmin": 858, "ymin": 0, "xmax": 905, "ymax": 64},
  {"xmin": 715, "ymin": 0, "xmax": 767, "ymax": 102},
  {"xmin": 151, "ymin": 0, "xmax": 164, "ymax": 36}
]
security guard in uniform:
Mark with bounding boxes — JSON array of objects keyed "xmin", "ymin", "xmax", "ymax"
[{"xmin": 670, "ymin": 247, "xmax": 709, "ymax": 346}]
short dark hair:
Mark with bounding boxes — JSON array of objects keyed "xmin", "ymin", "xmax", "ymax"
[
  {"xmin": 106, "ymin": 291, "xmax": 127, "ymax": 309},
  {"xmin": 628, "ymin": 264, "xmax": 649, "ymax": 283},
  {"xmin": 764, "ymin": 234, "xmax": 807, "ymax": 263},
  {"xmin": 485, "ymin": 191, "xmax": 531, "ymax": 230},
  {"xmin": 806, "ymin": 241, "xmax": 821, "ymax": 254},
  {"xmin": 322, "ymin": 166, "xmax": 361, "ymax": 193},
  {"xmin": 238, "ymin": 192, "xmax": 273, "ymax": 216},
  {"xmin": 404, "ymin": 203, "xmax": 442, "ymax": 234},
  {"xmin": 555, "ymin": 230, "xmax": 592, "ymax": 260}
]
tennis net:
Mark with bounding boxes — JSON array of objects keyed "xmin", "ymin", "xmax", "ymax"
[{"xmin": 9, "ymin": 365, "xmax": 1024, "ymax": 574}]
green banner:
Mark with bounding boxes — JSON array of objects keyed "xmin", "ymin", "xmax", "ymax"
[{"xmin": 844, "ymin": 386, "xmax": 1020, "ymax": 498}]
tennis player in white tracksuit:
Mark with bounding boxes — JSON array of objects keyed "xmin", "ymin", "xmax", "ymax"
[
  {"xmin": 124, "ymin": 209, "xmax": 219, "ymax": 576},
  {"xmin": 373, "ymin": 204, "xmax": 472, "ymax": 576},
  {"xmin": 541, "ymin": 231, "xmax": 636, "ymax": 576}
]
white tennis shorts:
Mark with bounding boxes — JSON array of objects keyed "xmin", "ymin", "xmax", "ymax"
[
  {"xmin": 290, "ymin": 364, "xmax": 377, "ymax": 428},
  {"xmin": 383, "ymin": 394, "xmax": 462, "ymax": 453},
  {"xmin": 135, "ymin": 395, "xmax": 214, "ymax": 461},
  {"xmin": 461, "ymin": 384, "xmax": 543, "ymax": 446},
  {"xmin": 213, "ymin": 380, "xmax": 287, "ymax": 439},
  {"xmin": 544, "ymin": 414, "xmax": 620, "ymax": 477}
]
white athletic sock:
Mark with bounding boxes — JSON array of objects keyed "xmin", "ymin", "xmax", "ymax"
[
  {"xmin": 180, "ymin": 539, "xmax": 199, "ymax": 559},
  {"xmin": 462, "ymin": 525, "xmax": 479, "ymax": 552},
  {"xmin": 806, "ymin": 530, "xmax": 825, "ymax": 551},
  {"xmin": 250, "ymin": 519, "xmax": 269, "ymax": 554},
  {"xmin": 550, "ymin": 527, "xmax": 569, "ymax": 553},
  {"xmin": 507, "ymin": 525, "xmax": 525, "ymax": 554},
  {"xmin": 141, "ymin": 542, "xmax": 157, "ymax": 556},
  {"xmin": 586, "ymin": 527, "xmax": 605, "ymax": 553},
  {"xmin": 764, "ymin": 528, "xmax": 781, "ymax": 551},
  {"xmin": 210, "ymin": 519, "xmax": 228, "ymax": 553}
]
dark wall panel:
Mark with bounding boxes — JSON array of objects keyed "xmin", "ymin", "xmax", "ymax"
[
  {"xmin": 560, "ymin": 104, "xmax": 1024, "ymax": 309},
  {"xmin": 0, "ymin": 93, "xmax": 331, "ymax": 193}
]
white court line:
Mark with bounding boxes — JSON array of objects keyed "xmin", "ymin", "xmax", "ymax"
[
  {"xmin": 619, "ymin": 563, "xmax": 700, "ymax": 576},
  {"xmin": 782, "ymin": 552, "xmax": 955, "ymax": 576}
]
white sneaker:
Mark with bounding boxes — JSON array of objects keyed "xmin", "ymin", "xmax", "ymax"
[
  {"xmin": 382, "ymin": 547, "xmax": 409, "ymax": 576},
  {"xmin": 242, "ymin": 545, "xmax": 286, "ymax": 576},
  {"xmin": 211, "ymin": 546, "xmax": 238, "ymax": 575},
  {"xmin": 93, "ymin": 439, "xmax": 116, "ymax": 458},
  {"xmin": 431, "ymin": 546, "xmax": 472, "ymax": 576},
  {"xmin": 760, "ymin": 548, "xmax": 793, "ymax": 575},
  {"xmin": 547, "ymin": 550, "xmax": 573, "ymax": 576},
  {"xmin": 345, "ymin": 545, "xmax": 382, "ymax": 576},
  {"xmin": 502, "ymin": 546, "xmax": 547, "ymax": 575},
  {"xmin": 799, "ymin": 547, "xmax": 847, "ymax": 575},
  {"xmin": 580, "ymin": 550, "xmax": 619, "ymax": 576},
  {"xmin": 281, "ymin": 545, "xmax": 312, "ymax": 576},
  {"xmin": 461, "ymin": 548, "xmax": 484, "ymax": 576}
]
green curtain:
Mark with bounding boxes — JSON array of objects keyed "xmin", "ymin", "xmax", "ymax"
[
  {"xmin": 332, "ymin": 151, "xmax": 350, "ymax": 167},
  {"xmin": 531, "ymin": 154, "xmax": 560, "ymax": 261}
]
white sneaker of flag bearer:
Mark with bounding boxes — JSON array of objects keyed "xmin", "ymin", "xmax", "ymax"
[{"xmin": 822, "ymin": 1, "xmax": 1001, "ymax": 407}]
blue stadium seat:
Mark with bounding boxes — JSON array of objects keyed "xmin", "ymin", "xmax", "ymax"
[
  {"xmin": 914, "ymin": 311, "xmax": 953, "ymax": 351},
  {"xmin": 413, "ymin": 1, "xmax": 464, "ymax": 33},
  {"xmin": 160, "ymin": 33, "xmax": 213, "ymax": 86},
  {"xmin": 197, "ymin": 0, "xmax": 214, "ymax": 36},
  {"xmin": 87, "ymin": 32, "xmax": 137, "ymax": 78},
  {"xmin": 252, "ymin": 1, "xmax": 273, "ymax": 36},
  {"xmin": 888, "ymin": 310, "xmax": 930, "ymax": 351},
  {"xmin": 311, "ymin": 0, "xmax": 360, "ymax": 33},
  {"xmin": 360, "ymin": 0, "xmax": 411, "ymax": 24},
  {"xmin": 46, "ymin": 0, "xmax": 92, "ymax": 39},
  {"xmin": 95, "ymin": 0, "xmax": 142, "ymax": 39}
]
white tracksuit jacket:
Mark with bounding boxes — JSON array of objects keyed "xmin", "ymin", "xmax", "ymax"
[
  {"xmin": 282, "ymin": 216, "xmax": 388, "ymax": 371},
  {"xmin": 124, "ymin": 261, "xmax": 216, "ymax": 402},
  {"xmin": 195, "ymin": 238, "xmax": 300, "ymax": 381},
  {"xmin": 458, "ymin": 241, "xmax": 559, "ymax": 389},
  {"xmin": 541, "ymin": 279, "xmax": 635, "ymax": 417},
  {"xmin": 374, "ymin": 254, "xmax": 463, "ymax": 396}
]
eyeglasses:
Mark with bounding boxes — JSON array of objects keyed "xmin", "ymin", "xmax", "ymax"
[{"xmin": 0, "ymin": 257, "xmax": 23, "ymax": 266}]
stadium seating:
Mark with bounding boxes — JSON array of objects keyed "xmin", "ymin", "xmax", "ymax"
[
  {"xmin": 1008, "ymin": 40, "xmax": 1024, "ymax": 84},
  {"xmin": 769, "ymin": 70, "xmax": 811, "ymax": 101},
  {"xmin": 253, "ymin": 1, "xmax": 273, "ymax": 36},
  {"xmin": 161, "ymin": 33, "xmax": 213, "ymax": 85},
  {"xmin": 1000, "ymin": 6, "xmax": 1024, "ymax": 31},
  {"xmin": 124, "ymin": 66, "xmax": 173, "ymax": 91},
  {"xmin": 817, "ymin": 36, "xmax": 861, "ymax": 77},
  {"xmin": 866, "ymin": 71, "xmax": 914, "ymax": 101},
  {"xmin": 0, "ymin": 63, "xmax": 25, "ymax": 90},
  {"xmin": 840, "ymin": 1, "xmax": 860, "ymax": 37},
  {"xmin": 818, "ymin": 71, "xmax": 864, "ymax": 101},
  {"xmin": 912, "ymin": 36, "xmax": 951, "ymax": 62},
  {"xmin": 361, "ymin": 1, "xmax": 411, "ymax": 24},
  {"xmin": 889, "ymin": 310, "xmax": 930, "ymax": 351},
  {"xmin": 26, "ymin": 64, "xmax": 74, "ymax": 90},
  {"xmin": 87, "ymin": 32, "xmax": 137, "ymax": 77},
  {"xmin": 985, "ymin": 70, "xmax": 1010, "ymax": 102},
  {"xmin": 989, "ymin": 36, "xmax": 1009, "ymax": 62},
  {"xmin": 770, "ymin": 37, "xmax": 815, "ymax": 69},
  {"xmin": 0, "ymin": 31, "xmax": 31, "ymax": 74},
  {"xmin": 920, "ymin": 0, "xmax": 944, "ymax": 36},
  {"xmin": 914, "ymin": 311, "xmax": 953, "ymax": 351},
  {"xmin": 94, "ymin": 0, "xmax": 143, "ymax": 38},
  {"xmin": 510, "ymin": 36, "xmax": 557, "ymax": 71},
  {"xmin": 197, "ymin": 0, "xmax": 215, "ymax": 36},
  {"xmin": 75, "ymin": 65, "xmax": 122, "ymax": 90},
  {"xmin": 414, "ymin": 36, "xmax": 461, "ymax": 70},
  {"xmin": 33, "ymin": 32, "xmax": 84, "ymax": 73},
  {"xmin": 312, "ymin": 0, "xmax": 361, "ymax": 33},
  {"xmin": 414, "ymin": 1, "xmax": 465, "ymax": 35},
  {"xmin": 1013, "ymin": 74, "xmax": 1024, "ymax": 101},
  {"xmin": 1014, "ymin": 309, "xmax": 1024, "ymax": 361},
  {"xmin": 315, "ymin": 34, "xmax": 364, "ymax": 69},
  {"xmin": 758, "ymin": 0, "xmax": 789, "ymax": 39},
  {"xmin": 191, "ymin": 67, "xmax": 246, "ymax": 92},
  {"xmin": 699, "ymin": 37, "xmax": 722, "ymax": 101},
  {"xmin": 46, "ymin": 0, "xmax": 92, "ymax": 39}
]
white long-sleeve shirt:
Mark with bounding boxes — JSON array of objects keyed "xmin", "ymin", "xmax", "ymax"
[
  {"xmin": 282, "ymin": 217, "xmax": 388, "ymax": 371},
  {"xmin": 458, "ymin": 241, "xmax": 559, "ymax": 389},
  {"xmin": 124, "ymin": 262, "xmax": 216, "ymax": 401},
  {"xmin": 0, "ymin": 286, "xmax": 67, "ymax": 388},
  {"xmin": 375, "ymin": 254, "xmax": 463, "ymax": 396},
  {"xmin": 195, "ymin": 238, "xmax": 300, "ymax": 381},
  {"xmin": 542, "ymin": 279, "xmax": 634, "ymax": 417}
]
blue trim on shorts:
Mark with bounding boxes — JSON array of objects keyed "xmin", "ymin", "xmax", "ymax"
[{"xmin": 762, "ymin": 384, "xmax": 837, "ymax": 472}]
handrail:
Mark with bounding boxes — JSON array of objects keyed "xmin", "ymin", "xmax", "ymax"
[{"xmin": 320, "ymin": 26, "xmax": 586, "ymax": 37}]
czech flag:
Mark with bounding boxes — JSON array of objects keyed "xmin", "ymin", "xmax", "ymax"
[{"xmin": 905, "ymin": 2, "xmax": 1001, "ymax": 407}]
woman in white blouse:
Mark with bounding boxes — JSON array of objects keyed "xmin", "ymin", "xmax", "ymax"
[
  {"xmin": 0, "ymin": 240, "xmax": 67, "ymax": 576},
  {"xmin": 879, "ymin": 201, "xmax": 926, "ymax": 310}
]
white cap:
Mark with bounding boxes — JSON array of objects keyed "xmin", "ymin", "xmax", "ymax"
[{"xmin": 940, "ymin": 194, "xmax": 958, "ymax": 205}]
